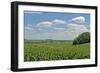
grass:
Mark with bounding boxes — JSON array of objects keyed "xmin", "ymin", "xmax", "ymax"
[{"xmin": 24, "ymin": 40, "xmax": 90, "ymax": 61}]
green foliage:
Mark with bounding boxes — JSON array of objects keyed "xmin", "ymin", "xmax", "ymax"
[
  {"xmin": 24, "ymin": 41, "xmax": 90, "ymax": 61},
  {"xmin": 73, "ymin": 32, "xmax": 90, "ymax": 45}
]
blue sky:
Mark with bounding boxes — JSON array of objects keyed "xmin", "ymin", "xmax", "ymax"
[{"xmin": 24, "ymin": 11, "xmax": 90, "ymax": 40}]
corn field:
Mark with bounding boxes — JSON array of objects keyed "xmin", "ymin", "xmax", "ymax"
[{"xmin": 24, "ymin": 40, "xmax": 90, "ymax": 61}]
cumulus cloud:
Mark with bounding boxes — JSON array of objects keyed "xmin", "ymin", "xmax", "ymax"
[
  {"xmin": 25, "ymin": 16, "xmax": 89, "ymax": 40},
  {"xmin": 36, "ymin": 21, "xmax": 52, "ymax": 28},
  {"xmin": 71, "ymin": 16, "xmax": 85, "ymax": 22},
  {"xmin": 70, "ymin": 16, "xmax": 86, "ymax": 24},
  {"xmin": 36, "ymin": 19, "xmax": 67, "ymax": 28},
  {"xmin": 54, "ymin": 27, "xmax": 65, "ymax": 31},
  {"xmin": 67, "ymin": 23, "xmax": 88, "ymax": 32},
  {"xmin": 24, "ymin": 24, "xmax": 34, "ymax": 31},
  {"xmin": 24, "ymin": 11, "xmax": 43, "ymax": 14},
  {"xmin": 66, "ymin": 23, "xmax": 89, "ymax": 37},
  {"xmin": 25, "ymin": 27, "xmax": 34, "ymax": 31},
  {"xmin": 52, "ymin": 19, "xmax": 67, "ymax": 24}
]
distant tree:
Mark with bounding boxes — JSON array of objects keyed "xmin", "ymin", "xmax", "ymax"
[{"xmin": 73, "ymin": 32, "xmax": 90, "ymax": 45}]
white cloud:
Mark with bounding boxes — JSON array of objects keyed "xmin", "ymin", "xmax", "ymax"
[
  {"xmin": 25, "ymin": 16, "xmax": 90, "ymax": 40},
  {"xmin": 54, "ymin": 27, "xmax": 65, "ymax": 31},
  {"xmin": 25, "ymin": 27, "xmax": 34, "ymax": 31},
  {"xmin": 24, "ymin": 11, "xmax": 43, "ymax": 14},
  {"xmin": 24, "ymin": 24, "xmax": 34, "ymax": 31},
  {"xmin": 67, "ymin": 23, "xmax": 88, "ymax": 32},
  {"xmin": 36, "ymin": 19, "xmax": 67, "ymax": 29},
  {"xmin": 71, "ymin": 16, "xmax": 85, "ymax": 24},
  {"xmin": 66, "ymin": 23, "xmax": 89, "ymax": 38},
  {"xmin": 36, "ymin": 21, "xmax": 52, "ymax": 28},
  {"xmin": 52, "ymin": 19, "xmax": 67, "ymax": 24}
]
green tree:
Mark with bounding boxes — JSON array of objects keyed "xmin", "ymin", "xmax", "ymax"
[{"xmin": 73, "ymin": 32, "xmax": 90, "ymax": 45}]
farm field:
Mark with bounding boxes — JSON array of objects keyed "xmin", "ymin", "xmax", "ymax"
[{"xmin": 24, "ymin": 40, "xmax": 90, "ymax": 61}]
